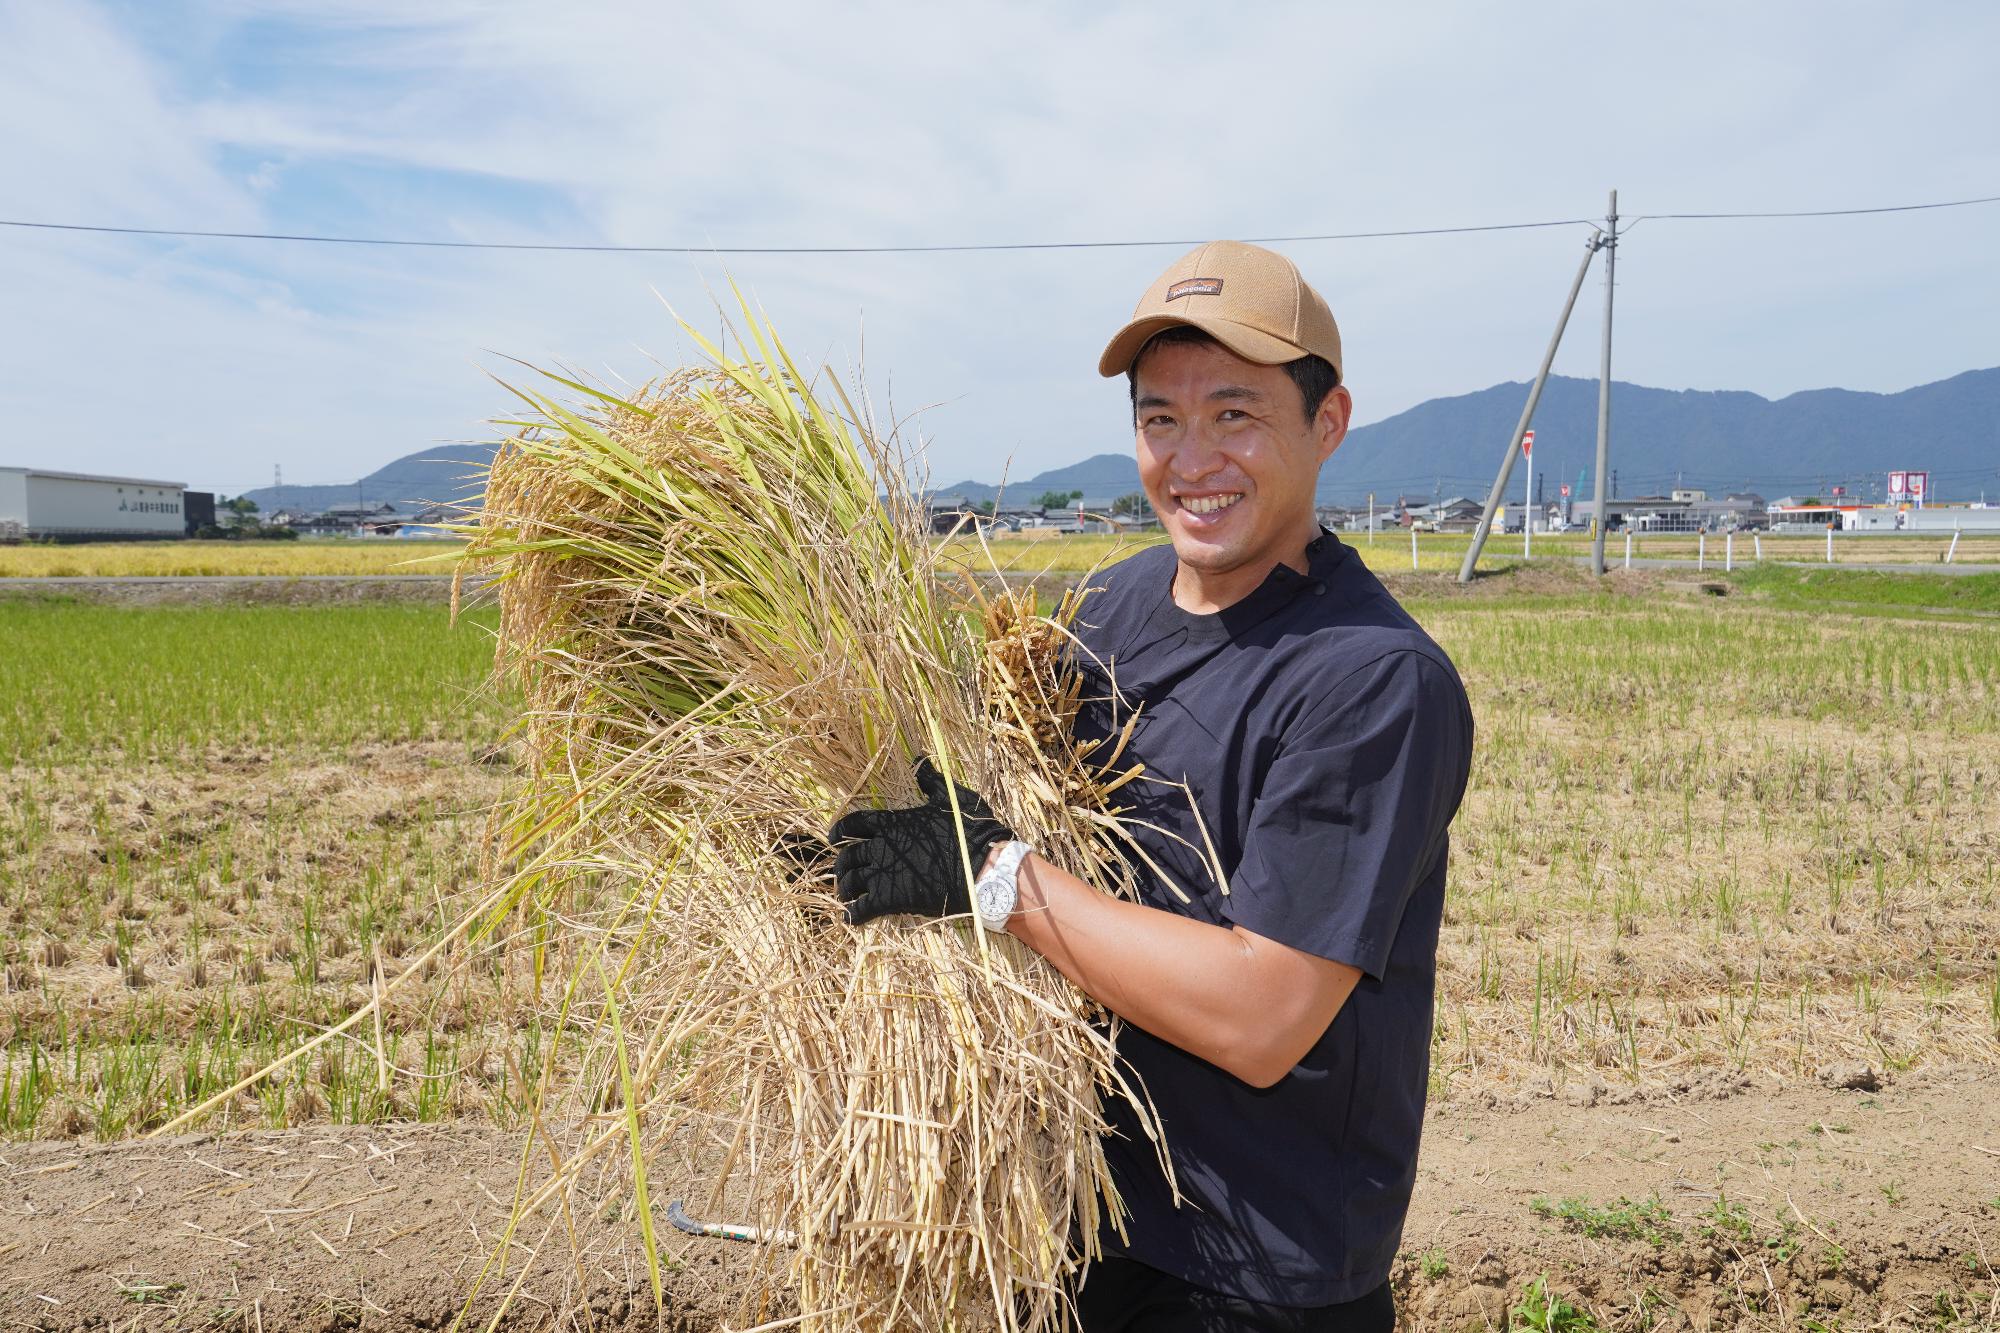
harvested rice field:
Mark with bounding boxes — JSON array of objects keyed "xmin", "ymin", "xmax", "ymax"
[
  {"xmin": 3, "ymin": 525, "xmax": 1993, "ymax": 582},
  {"xmin": 0, "ymin": 540, "xmax": 467, "ymax": 579},
  {"xmin": 0, "ymin": 567, "xmax": 1994, "ymax": 1330},
  {"xmin": 946, "ymin": 530, "xmax": 2000, "ymax": 578}
]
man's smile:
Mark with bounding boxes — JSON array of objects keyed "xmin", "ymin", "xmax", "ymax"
[{"xmin": 1177, "ymin": 492, "xmax": 1244, "ymax": 516}]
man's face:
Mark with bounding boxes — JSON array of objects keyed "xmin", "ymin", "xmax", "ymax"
[{"xmin": 1132, "ymin": 339, "xmax": 1350, "ymax": 597}]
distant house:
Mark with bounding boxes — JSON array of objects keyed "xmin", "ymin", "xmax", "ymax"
[
  {"xmin": 285, "ymin": 502, "xmax": 403, "ymax": 536},
  {"xmin": 1417, "ymin": 498, "xmax": 1482, "ymax": 533},
  {"xmin": 924, "ymin": 497, "xmax": 1004, "ymax": 535},
  {"xmin": 362, "ymin": 504, "xmax": 467, "ymax": 538},
  {"xmin": 1314, "ymin": 505, "xmax": 1355, "ymax": 531},
  {"xmin": 1691, "ymin": 497, "xmax": 1766, "ymax": 531},
  {"xmin": 1766, "ymin": 499, "xmax": 1858, "ymax": 531}
]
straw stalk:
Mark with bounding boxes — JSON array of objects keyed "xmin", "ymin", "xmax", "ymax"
[{"xmin": 457, "ymin": 305, "xmax": 1155, "ymax": 1332}]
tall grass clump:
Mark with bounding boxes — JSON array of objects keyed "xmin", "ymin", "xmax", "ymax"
[{"xmin": 457, "ymin": 307, "xmax": 1156, "ymax": 1331}]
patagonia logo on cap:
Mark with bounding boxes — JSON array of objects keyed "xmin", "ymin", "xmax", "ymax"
[{"xmin": 1166, "ymin": 277, "xmax": 1224, "ymax": 300}]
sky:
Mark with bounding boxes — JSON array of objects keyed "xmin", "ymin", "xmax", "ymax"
[{"xmin": 2, "ymin": 0, "xmax": 1997, "ymax": 496}]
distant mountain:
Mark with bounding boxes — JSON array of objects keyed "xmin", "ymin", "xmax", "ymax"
[
  {"xmin": 935, "ymin": 367, "xmax": 2000, "ymax": 509},
  {"xmin": 1321, "ymin": 367, "xmax": 2000, "ymax": 506},
  {"xmin": 237, "ymin": 444, "xmax": 495, "ymax": 514},
  {"xmin": 242, "ymin": 366, "xmax": 2000, "ymax": 516},
  {"xmin": 927, "ymin": 452, "xmax": 1141, "ymax": 507},
  {"xmin": 247, "ymin": 443, "xmax": 1146, "ymax": 516}
]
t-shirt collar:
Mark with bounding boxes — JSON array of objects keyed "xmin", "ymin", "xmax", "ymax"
[{"xmin": 1158, "ymin": 528, "xmax": 1346, "ymax": 643}]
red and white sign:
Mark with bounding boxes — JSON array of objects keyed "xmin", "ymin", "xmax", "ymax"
[
  {"xmin": 1521, "ymin": 429, "xmax": 1534, "ymax": 458},
  {"xmin": 1888, "ymin": 471, "xmax": 1909, "ymax": 500},
  {"xmin": 1560, "ymin": 484, "xmax": 1571, "ymax": 498},
  {"xmin": 1908, "ymin": 471, "xmax": 1929, "ymax": 503}
]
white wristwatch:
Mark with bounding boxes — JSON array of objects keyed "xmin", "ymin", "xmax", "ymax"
[{"xmin": 973, "ymin": 840, "xmax": 1034, "ymax": 931}]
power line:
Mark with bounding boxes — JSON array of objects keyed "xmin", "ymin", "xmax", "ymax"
[
  {"xmin": 3, "ymin": 190, "xmax": 1995, "ymax": 257},
  {"xmin": 1633, "ymin": 192, "xmax": 2000, "ymax": 222},
  {"xmin": 0, "ymin": 215, "xmax": 1596, "ymax": 255}
]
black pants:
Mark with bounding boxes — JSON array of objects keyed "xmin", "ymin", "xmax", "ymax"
[{"xmin": 1073, "ymin": 1258, "xmax": 1395, "ymax": 1333}]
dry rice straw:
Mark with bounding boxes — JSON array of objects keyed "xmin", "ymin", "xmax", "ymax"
[{"xmin": 457, "ymin": 302, "xmax": 1163, "ymax": 1332}]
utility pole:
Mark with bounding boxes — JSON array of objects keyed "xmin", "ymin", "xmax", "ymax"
[
  {"xmin": 1590, "ymin": 189, "xmax": 1619, "ymax": 576},
  {"xmin": 1457, "ymin": 234, "xmax": 1601, "ymax": 582}
]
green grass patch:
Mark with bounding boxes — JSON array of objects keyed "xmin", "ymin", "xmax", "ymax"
[
  {"xmin": 1530, "ymin": 1194, "xmax": 1679, "ymax": 1245},
  {"xmin": 1512, "ymin": 1275, "xmax": 1601, "ymax": 1332},
  {"xmin": 1724, "ymin": 564, "xmax": 2000, "ymax": 617},
  {"xmin": 0, "ymin": 602, "xmax": 501, "ymax": 764}
]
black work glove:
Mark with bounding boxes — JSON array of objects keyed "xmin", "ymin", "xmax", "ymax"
[
  {"xmin": 830, "ymin": 757, "xmax": 1014, "ymax": 926},
  {"xmin": 774, "ymin": 830, "xmax": 834, "ymax": 881}
]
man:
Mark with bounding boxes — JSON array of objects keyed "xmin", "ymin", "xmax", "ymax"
[{"xmin": 832, "ymin": 241, "xmax": 1474, "ymax": 1331}]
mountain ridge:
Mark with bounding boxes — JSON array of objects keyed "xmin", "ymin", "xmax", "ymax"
[{"xmin": 236, "ymin": 366, "xmax": 2000, "ymax": 513}]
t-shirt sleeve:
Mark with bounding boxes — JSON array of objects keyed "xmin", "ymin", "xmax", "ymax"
[{"xmin": 1219, "ymin": 649, "xmax": 1473, "ymax": 978}]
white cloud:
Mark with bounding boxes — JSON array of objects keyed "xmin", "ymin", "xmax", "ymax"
[{"xmin": 2, "ymin": 0, "xmax": 1997, "ymax": 490}]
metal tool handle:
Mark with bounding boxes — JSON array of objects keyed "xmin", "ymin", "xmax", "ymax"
[{"xmin": 665, "ymin": 1199, "xmax": 798, "ymax": 1246}]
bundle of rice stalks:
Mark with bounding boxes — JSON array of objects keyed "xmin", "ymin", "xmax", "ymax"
[{"xmin": 458, "ymin": 308, "xmax": 1156, "ymax": 1331}]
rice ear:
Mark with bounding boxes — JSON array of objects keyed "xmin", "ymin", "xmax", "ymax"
[{"xmin": 457, "ymin": 296, "xmax": 1160, "ymax": 1332}]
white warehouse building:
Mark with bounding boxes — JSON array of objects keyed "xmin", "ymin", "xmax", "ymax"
[{"xmin": 0, "ymin": 468, "xmax": 188, "ymax": 541}]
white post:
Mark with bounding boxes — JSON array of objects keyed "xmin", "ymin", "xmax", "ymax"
[
  {"xmin": 1826, "ymin": 525, "xmax": 1834, "ymax": 563},
  {"xmin": 1725, "ymin": 531, "xmax": 1734, "ymax": 572},
  {"xmin": 1698, "ymin": 531, "xmax": 1706, "ymax": 570},
  {"xmin": 1524, "ymin": 447, "xmax": 1533, "ymax": 560},
  {"xmin": 1623, "ymin": 528, "xmax": 1632, "ymax": 570},
  {"xmin": 1754, "ymin": 532, "xmax": 1763, "ymax": 561},
  {"xmin": 1368, "ymin": 493, "xmax": 1375, "ymax": 545},
  {"xmin": 1411, "ymin": 525, "xmax": 1419, "ymax": 570},
  {"xmin": 1947, "ymin": 524, "xmax": 1961, "ymax": 564}
]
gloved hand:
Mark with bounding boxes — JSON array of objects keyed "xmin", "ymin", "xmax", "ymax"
[
  {"xmin": 830, "ymin": 757, "xmax": 1014, "ymax": 926},
  {"xmin": 774, "ymin": 830, "xmax": 834, "ymax": 881}
]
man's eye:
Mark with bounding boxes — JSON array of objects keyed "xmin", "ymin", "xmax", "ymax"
[
  {"xmin": 1218, "ymin": 409, "xmax": 1248, "ymax": 422},
  {"xmin": 1144, "ymin": 415, "xmax": 1176, "ymax": 429}
]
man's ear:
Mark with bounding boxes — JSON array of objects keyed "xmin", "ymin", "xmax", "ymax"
[{"xmin": 1315, "ymin": 386, "xmax": 1353, "ymax": 465}]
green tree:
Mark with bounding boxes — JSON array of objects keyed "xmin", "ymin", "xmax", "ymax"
[
  {"xmin": 974, "ymin": 499, "xmax": 995, "ymax": 515},
  {"xmin": 1111, "ymin": 491, "xmax": 1151, "ymax": 517},
  {"xmin": 221, "ymin": 496, "xmax": 260, "ymax": 530},
  {"xmin": 1037, "ymin": 489, "xmax": 1083, "ymax": 510}
]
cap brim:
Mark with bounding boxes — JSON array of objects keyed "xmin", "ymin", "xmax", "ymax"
[{"xmin": 1096, "ymin": 314, "xmax": 1305, "ymax": 378}]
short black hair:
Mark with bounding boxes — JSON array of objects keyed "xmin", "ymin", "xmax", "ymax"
[{"xmin": 1126, "ymin": 325, "xmax": 1341, "ymax": 425}]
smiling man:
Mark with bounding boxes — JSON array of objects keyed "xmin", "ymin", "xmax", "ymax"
[{"xmin": 832, "ymin": 241, "xmax": 1475, "ymax": 1331}]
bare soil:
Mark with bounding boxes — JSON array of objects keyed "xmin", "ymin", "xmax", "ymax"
[{"xmin": 3, "ymin": 1067, "xmax": 1993, "ymax": 1331}]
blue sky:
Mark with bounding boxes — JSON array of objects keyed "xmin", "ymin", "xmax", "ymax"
[{"xmin": 2, "ymin": 1, "xmax": 1997, "ymax": 496}]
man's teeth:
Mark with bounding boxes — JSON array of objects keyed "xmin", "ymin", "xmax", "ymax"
[{"xmin": 1182, "ymin": 494, "xmax": 1243, "ymax": 515}]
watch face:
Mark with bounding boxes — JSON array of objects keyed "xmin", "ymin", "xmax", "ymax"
[{"xmin": 977, "ymin": 875, "xmax": 1015, "ymax": 927}]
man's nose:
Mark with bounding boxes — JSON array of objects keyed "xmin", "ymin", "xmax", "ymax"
[{"xmin": 1174, "ymin": 427, "xmax": 1227, "ymax": 482}]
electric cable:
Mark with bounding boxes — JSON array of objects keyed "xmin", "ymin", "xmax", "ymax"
[
  {"xmin": 0, "ymin": 216, "xmax": 1595, "ymax": 255},
  {"xmin": 2, "ymin": 190, "xmax": 1993, "ymax": 256},
  {"xmin": 1631, "ymin": 193, "xmax": 2000, "ymax": 222}
]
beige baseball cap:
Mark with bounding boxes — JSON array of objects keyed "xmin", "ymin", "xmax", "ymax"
[{"xmin": 1097, "ymin": 239, "xmax": 1342, "ymax": 379}]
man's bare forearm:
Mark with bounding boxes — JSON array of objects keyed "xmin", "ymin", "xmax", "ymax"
[{"xmin": 1003, "ymin": 854, "xmax": 1360, "ymax": 1088}]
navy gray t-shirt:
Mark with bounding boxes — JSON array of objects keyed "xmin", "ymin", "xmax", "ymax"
[{"xmin": 1071, "ymin": 530, "xmax": 1474, "ymax": 1306}]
